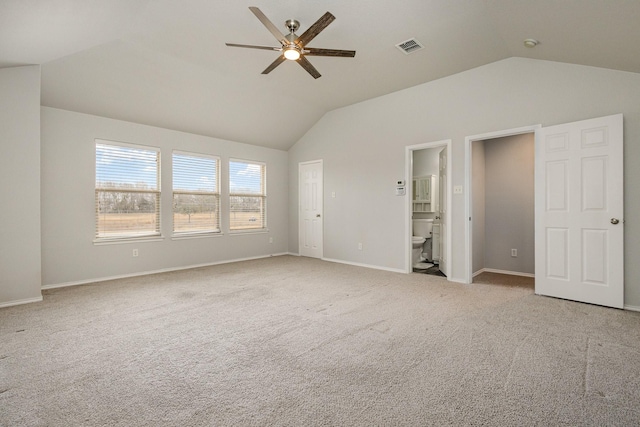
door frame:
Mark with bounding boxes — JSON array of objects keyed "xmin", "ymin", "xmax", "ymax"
[
  {"xmin": 405, "ymin": 140, "xmax": 452, "ymax": 275},
  {"xmin": 464, "ymin": 125, "xmax": 541, "ymax": 284},
  {"xmin": 298, "ymin": 159, "xmax": 323, "ymax": 258}
]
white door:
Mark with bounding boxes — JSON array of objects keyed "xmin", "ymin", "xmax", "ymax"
[
  {"xmin": 299, "ymin": 160, "xmax": 323, "ymax": 258},
  {"xmin": 535, "ymin": 114, "xmax": 623, "ymax": 308},
  {"xmin": 438, "ymin": 147, "xmax": 448, "ymax": 276}
]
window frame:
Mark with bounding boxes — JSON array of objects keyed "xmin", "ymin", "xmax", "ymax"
[
  {"xmin": 94, "ymin": 139, "xmax": 161, "ymax": 243},
  {"xmin": 228, "ymin": 158, "xmax": 267, "ymax": 233},
  {"xmin": 172, "ymin": 150, "xmax": 221, "ymax": 238}
]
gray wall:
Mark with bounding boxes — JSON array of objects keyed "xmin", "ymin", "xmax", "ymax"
[
  {"xmin": 483, "ymin": 133, "xmax": 534, "ymax": 274},
  {"xmin": 472, "ymin": 141, "xmax": 485, "ymax": 274},
  {"xmin": 41, "ymin": 107, "xmax": 289, "ymax": 287},
  {"xmin": 0, "ymin": 65, "xmax": 42, "ymax": 306},
  {"xmin": 288, "ymin": 57, "xmax": 640, "ymax": 308}
]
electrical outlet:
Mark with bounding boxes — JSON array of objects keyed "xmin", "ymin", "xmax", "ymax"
[
  {"xmin": 511, "ymin": 249, "xmax": 517, "ymax": 257},
  {"xmin": 133, "ymin": 249, "xmax": 139, "ymax": 257},
  {"xmin": 269, "ymin": 237, "xmax": 273, "ymax": 244},
  {"xmin": 358, "ymin": 243, "xmax": 363, "ymax": 250}
]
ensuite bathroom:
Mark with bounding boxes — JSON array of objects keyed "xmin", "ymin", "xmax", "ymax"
[{"xmin": 411, "ymin": 146, "xmax": 445, "ymax": 276}]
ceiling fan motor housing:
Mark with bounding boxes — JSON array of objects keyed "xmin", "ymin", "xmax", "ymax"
[{"xmin": 285, "ymin": 19, "xmax": 300, "ymax": 34}]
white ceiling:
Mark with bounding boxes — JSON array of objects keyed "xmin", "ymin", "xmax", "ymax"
[{"xmin": 2, "ymin": 0, "xmax": 640, "ymax": 150}]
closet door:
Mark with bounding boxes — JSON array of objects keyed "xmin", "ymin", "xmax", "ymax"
[{"xmin": 535, "ymin": 114, "xmax": 623, "ymax": 308}]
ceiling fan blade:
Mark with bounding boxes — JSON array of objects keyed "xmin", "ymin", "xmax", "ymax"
[
  {"xmin": 305, "ymin": 48, "xmax": 356, "ymax": 57},
  {"xmin": 226, "ymin": 43, "xmax": 281, "ymax": 52},
  {"xmin": 296, "ymin": 12, "xmax": 335, "ymax": 47},
  {"xmin": 249, "ymin": 7, "xmax": 288, "ymax": 46},
  {"xmin": 262, "ymin": 55, "xmax": 286, "ymax": 75},
  {"xmin": 297, "ymin": 56, "xmax": 321, "ymax": 79}
]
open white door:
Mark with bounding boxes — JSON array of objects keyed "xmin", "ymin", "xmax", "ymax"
[
  {"xmin": 535, "ymin": 114, "xmax": 623, "ymax": 308},
  {"xmin": 438, "ymin": 147, "xmax": 448, "ymax": 276},
  {"xmin": 299, "ymin": 160, "xmax": 323, "ymax": 258}
]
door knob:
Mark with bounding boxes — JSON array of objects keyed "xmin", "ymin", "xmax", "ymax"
[
  {"xmin": 611, "ymin": 218, "xmax": 619, "ymax": 224},
  {"xmin": 316, "ymin": 214, "xmax": 321, "ymax": 218}
]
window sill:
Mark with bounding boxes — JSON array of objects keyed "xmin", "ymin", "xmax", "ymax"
[
  {"xmin": 93, "ymin": 235, "xmax": 165, "ymax": 245},
  {"xmin": 228, "ymin": 229, "xmax": 269, "ymax": 236},
  {"xmin": 172, "ymin": 231, "xmax": 224, "ymax": 241}
]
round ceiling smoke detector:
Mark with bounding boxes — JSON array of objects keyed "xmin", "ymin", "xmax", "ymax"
[{"xmin": 524, "ymin": 39, "xmax": 539, "ymax": 48}]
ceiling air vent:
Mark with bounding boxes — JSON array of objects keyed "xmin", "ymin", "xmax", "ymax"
[{"xmin": 395, "ymin": 38, "xmax": 424, "ymax": 55}]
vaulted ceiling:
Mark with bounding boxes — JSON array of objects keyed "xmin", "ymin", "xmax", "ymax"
[{"xmin": 2, "ymin": 0, "xmax": 640, "ymax": 150}]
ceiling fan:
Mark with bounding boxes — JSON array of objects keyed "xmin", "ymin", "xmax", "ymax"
[{"xmin": 226, "ymin": 7, "xmax": 356, "ymax": 79}]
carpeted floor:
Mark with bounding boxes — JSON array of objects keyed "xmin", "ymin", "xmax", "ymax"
[{"xmin": 2, "ymin": 255, "xmax": 640, "ymax": 426}]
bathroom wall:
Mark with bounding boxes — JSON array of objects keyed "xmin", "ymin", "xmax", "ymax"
[{"xmin": 412, "ymin": 147, "xmax": 440, "ymax": 220}]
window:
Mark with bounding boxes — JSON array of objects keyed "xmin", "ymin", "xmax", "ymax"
[
  {"xmin": 173, "ymin": 151, "xmax": 220, "ymax": 235},
  {"xmin": 95, "ymin": 140, "xmax": 160, "ymax": 240},
  {"xmin": 229, "ymin": 159, "xmax": 266, "ymax": 231}
]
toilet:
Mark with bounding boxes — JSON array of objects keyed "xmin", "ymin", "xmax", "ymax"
[{"xmin": 412, "ymin": 219, "xmax": 433, "ymax": 268}]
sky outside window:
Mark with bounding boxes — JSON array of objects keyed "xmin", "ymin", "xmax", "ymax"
[{"xmin": 229, "ymin": 161, "xmax": 263, "ymax": 194}]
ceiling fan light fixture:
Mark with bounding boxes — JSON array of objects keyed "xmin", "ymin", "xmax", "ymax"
[{"xmin": 284, "ymin": 47, "xmax": 301, "ymax": 60}]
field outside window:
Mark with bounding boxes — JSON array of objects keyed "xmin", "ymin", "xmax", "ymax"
[
  {"xmin": 173, "ymin": 151, "xmax": 220, "ymax": 235},
  {"xmin": 95, "ymin": 141, "xmax": 160, "ymax": 240}
]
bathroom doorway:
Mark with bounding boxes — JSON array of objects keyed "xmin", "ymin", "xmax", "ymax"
[{"xmin": 405, "ymin": 140, "xmax": 452, "ymax": 276}]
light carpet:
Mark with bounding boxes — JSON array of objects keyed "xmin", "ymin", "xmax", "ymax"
[{"xmin": 1, "ymin": 255, "xmax": 640, "ymax": 426}]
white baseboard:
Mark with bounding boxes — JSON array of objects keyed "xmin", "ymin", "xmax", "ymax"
[
  {"xmin": 474, "ymin": 268, "xmax": 534, "ymax": 278},
  {"xmin": 0, "ymin": 295, "xmax": 43, "ymax": 308},
  {"xmin": 42, "ymin": 253, "xmax": 291, "ymax": 290},
  {"xmin": 624, "ymin": 305, "xmax": 640, "ymax": 312},
  {"xmin": 321, "ymin": 257, "xmax": 405, "ymax": 274}
]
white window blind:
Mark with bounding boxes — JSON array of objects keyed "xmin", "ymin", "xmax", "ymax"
[
  {"xmin": 95, "ymin": 140, "xmax": 160, "ymax": 239},
  {"xmin": 229, "ymin": 159, "xmax": 266, "ymax": 231},
  {"xmin": 173, "ymin": 151, "xmax": 220, "ymax": 235}
]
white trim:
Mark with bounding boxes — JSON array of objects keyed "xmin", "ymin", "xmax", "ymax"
[
  {"xmin": 0, "ymin": 295, "xmax": 43, "ymax": 308},
  {"xmin": 41, "ymin": 253, "xmax": 290, "ymax": 290},
  {"xmin": 228, "ymin": 229, "xmax": 269, "ymax": 236},
  {"xmin": 94, "ymin": 235, "xmax": 164, "ymax": 245},
  {"xmin": 171, "ymin": 232, "xmax": 224, "ymax": 241},
  {"xmin": 322, "ymin": 257, "xmax": 405, "ymax": 274},
  {"xmin": 95, "ymin": 137, "xmax": 160, "ymax": 153},
  {"xmin": 624, "ymin": 305, "xmax": 640, "ymax": 312},
  {"xmin": 474, "ymin": 268, "xmax": 535, "ymax": 278},
  {"xmin": 464, "ymin": 125, "xmax": 541, "ymax": 284},
  {"xmin": 405, "ymin": 140, "xmax": 452, "ymax": 278}
]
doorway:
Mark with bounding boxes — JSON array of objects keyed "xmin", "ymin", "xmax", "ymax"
[
  {"xmin": 405, "ymin": 140, "xmax": 452, "ymax": 276},
  {"xmin": 464, "ymin": 125, "xmax": 540, "ymax": 284},
  {"xmin": 464, "ymin": 115, "xmax": 624, "ymax": 309},
  {"xmin": 467, "ymin": 130, "xmax": 537, "ymax": 283}
]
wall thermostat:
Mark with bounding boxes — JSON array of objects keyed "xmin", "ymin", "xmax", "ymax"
[{"xmin": 395, "ymin": 186, "xmax": 406, "ymax": 196}]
